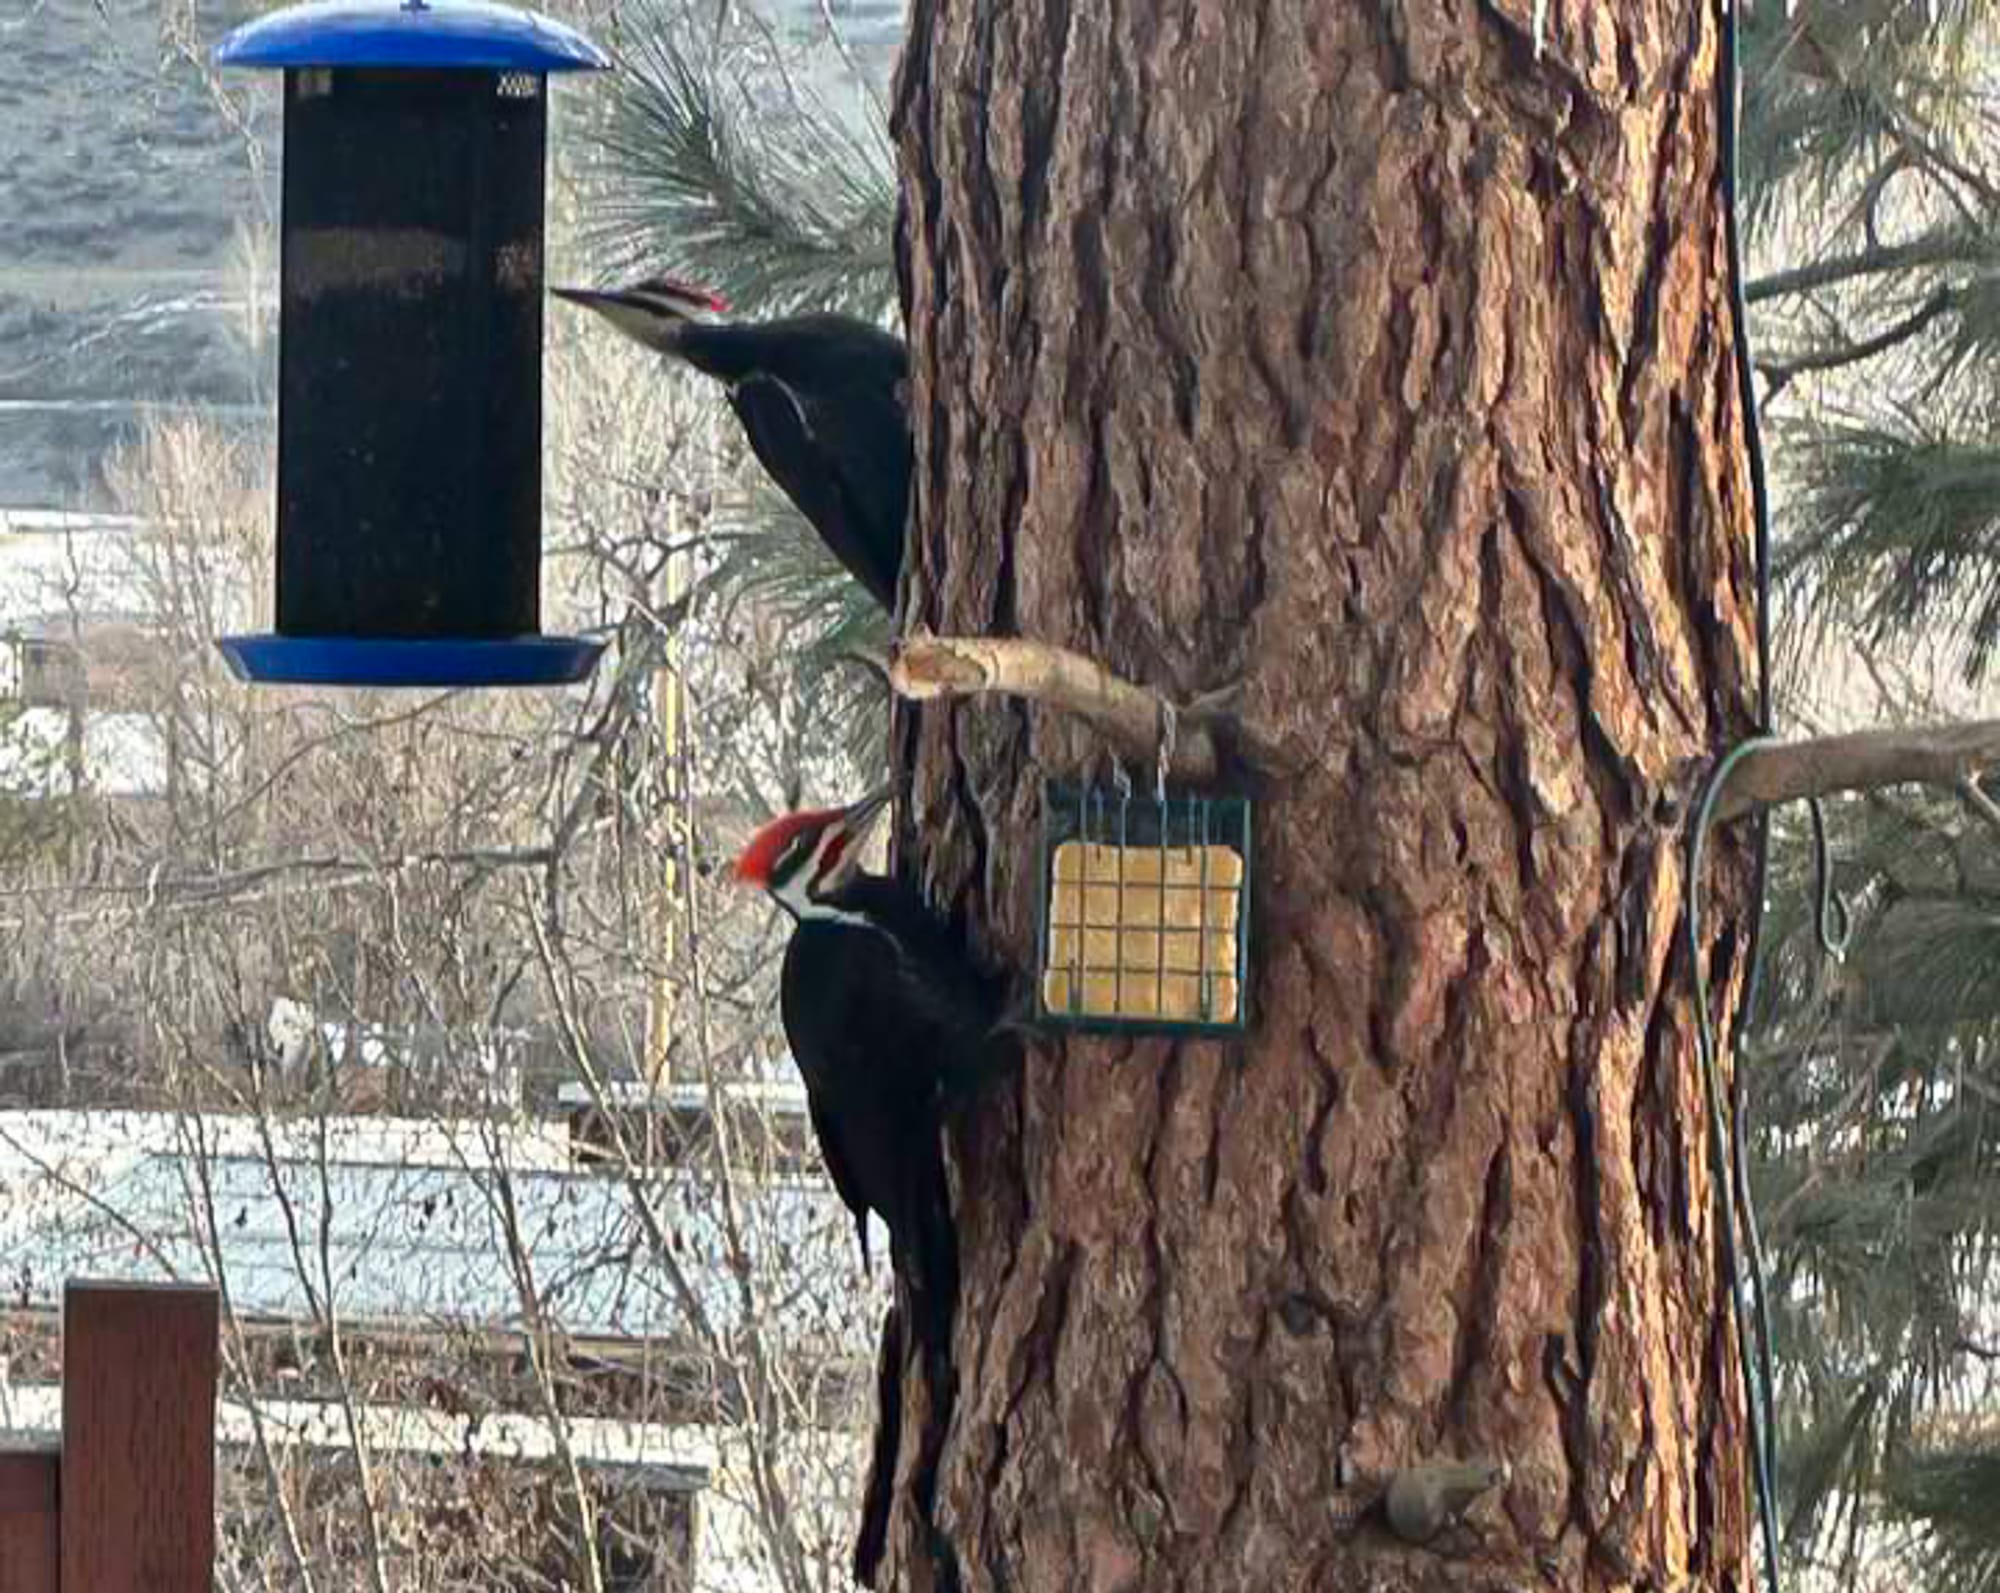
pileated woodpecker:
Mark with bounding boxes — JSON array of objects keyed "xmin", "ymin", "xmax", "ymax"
[
  {"xmin": 553, "ymin": 278, "xmax": 910, "ymax": 613},
  {"xmin": 733, "ymin": 789, "xmax": 1005, "ymax": 1587},
  {"xmin": 732, "ymin": 788, "xmax": 1001, "ymax": 1313}
]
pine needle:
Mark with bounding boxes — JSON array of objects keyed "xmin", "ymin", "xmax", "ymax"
[
  {"xmin": 572, "ymin": 1, "xmax": 898, "ymax": 321},
  {"xmin": 1776, "ymin": 416, "xmax": 2000, "ymax": 682}
]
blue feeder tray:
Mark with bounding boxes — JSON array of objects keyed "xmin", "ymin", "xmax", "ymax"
[
  {"xmin": 216, "ymin": 635, "xmax": 606, "ymax": 688},
  {"xmin": 215, "ymin": 0, "xmax": 609, "ymax": 689}
]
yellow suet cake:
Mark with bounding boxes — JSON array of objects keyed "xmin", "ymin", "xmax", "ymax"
[{"xmin": 1042, "ymin": 840, "xmax": 1244, "ymax": 1022}]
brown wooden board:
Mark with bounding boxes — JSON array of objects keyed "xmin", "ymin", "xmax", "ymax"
[
  {"xmin": 0, "ymin": 1449, "xmax": 59, "ymax": 1592},
  {"xmin": 61, "ymin": 1281, "xmax": 218, "ymax": 1592}
]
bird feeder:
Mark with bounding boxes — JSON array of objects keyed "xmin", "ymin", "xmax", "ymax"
[
  {"xmin": 1035, "ymin": 779, "xmax": 1253, "ymax": 1035},
  {"xmin": 212, "ymin": 0, "xmax": 608, "ymax": 687}
]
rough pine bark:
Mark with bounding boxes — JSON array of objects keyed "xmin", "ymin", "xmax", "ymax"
[{"xmin": 880, "ymin": 2, "xmax": 1763, "ymax": 1589}]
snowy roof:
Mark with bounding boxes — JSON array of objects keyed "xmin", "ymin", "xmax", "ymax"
[
  {"xmin": 556, "ymin": 1077, "xmax": 811, "ymax": 1116},
  {"xmin": 0, "ymin": 1382, "xmax": 716, "ymax": 1486},
  {"xmin": 0, "ymin": 1110, "xmax": 863, "ymax": 1345},
  {"xmin": 0, "ymin": 1379, "xmax": 866, "ymax": 1593},
  {"xmin": 0, "ymin": 513, "xmax": 147, "ymax": 613},
  {"xmin": 0, "ymin": 510, "xmax": 145, "ymax": 539},
  {"xmin": 0, "ymin": 709, "xmax": 169, "ymax": 798},
  {"xmin": 0, "ymin": 1109, "xmax": 577, "ymax": 1173}
]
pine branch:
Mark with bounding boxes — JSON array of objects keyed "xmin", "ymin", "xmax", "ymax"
[
  {"xmin": 1775, "ymin": 422, "xmax": 2000, "ymax": 679},
  {"xmin": 1881, "ymin": 1441, "xmax": 2000, "ymax": 1588},
  {"xmin": 703, "ymin": 483, "xmax": 890, "ymax": 767},
  {"xmin": 1731, "ymin": 14, "xmax": 2000, "ymax": 1579},
  {"xmin": 1759, "ymin": 287, "xmax": 1959, "ymax": 395},
  {"xmin": 1936, "ymin": 272, "xmax": 2000, "ymax": 383},
  {"xmin": 1746, "ymin": 231, "xmax": 2000, "ymax": 304},
  {"xmin": 1736, "ymin": 3, "xmax": 1996, "ymax": 231},
  {"xmin": 574, "ymin": 4, "xmax": 898, "ymax": 319}
]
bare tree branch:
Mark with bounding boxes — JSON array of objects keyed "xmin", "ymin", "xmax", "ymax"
[
  {"xmin": 1715, "ymin": 718, "xmax": 2000, "ymax": 821},
  {"xmin": 892, "ymin": 639, "xmax": 2000, "ymax": 830},
  {"xmin": 0, "ymin": 846, "xmax": 564, "ymax": 931}
]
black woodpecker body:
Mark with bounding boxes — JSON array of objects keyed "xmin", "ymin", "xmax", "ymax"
[
  {"xmin": 735, "ymin": 790, "xmax": 1002, "ymax": 1590},
  {"xmin": 554, "ymin": 278, "xmax": 909, "ymax": 612},
  {"xmin": 732, "ymin": 789, "xmax": 1001, "ymax": 1335}
]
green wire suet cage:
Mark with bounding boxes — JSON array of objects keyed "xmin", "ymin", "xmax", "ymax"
[{"xmin": 1035, "ymin": 779, "xmax": 1253, "ymax": 1035}]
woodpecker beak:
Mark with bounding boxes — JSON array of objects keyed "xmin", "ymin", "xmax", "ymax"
[
  {"xmin": 841, "ymin": 785, "xmax": 893, "ymax": 838},
  {"xmin": 553, "ymin": 285, "xmax": 671, "ymax": 356},
  {"xmin": 551, "ymin": 285, "xmax": 624, "ymax": 313},
  {"xmin": 550, "ymin": 286, "xmax": 634, "ymax": 338}
]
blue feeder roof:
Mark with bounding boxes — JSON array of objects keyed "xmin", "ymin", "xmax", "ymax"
[{"xmin": 215, "ymin": 0, "xmax": 610, "ymax": 73}]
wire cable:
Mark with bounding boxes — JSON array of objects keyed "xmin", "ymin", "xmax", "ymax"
[
  {"xmin": 1714, "ymin": 0, "xmax": 1788, "ymax": 1588},
  {"xmin": 1687, "ymin": 742, "xmax": 1784, "ymax": 1593}
]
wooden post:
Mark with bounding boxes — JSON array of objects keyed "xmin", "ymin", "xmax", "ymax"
[
  {"xmin": 61, "ymin": 1280, "xmax": 218, "ymax": 1592},
  {"xmin": 0, "ymin": 1448, "xmax": 59, "ymax": 1592}
]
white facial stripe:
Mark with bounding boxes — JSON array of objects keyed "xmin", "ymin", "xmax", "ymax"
[
  {"xmin": 771, "ymin": 865, "xmax": 818, "ymax": 920},
  {"xmin": 634, "ymin": 285, "xmax": 719, "ymax": 322},
  {"xmin": 765, "ymin": 821, "xmax": 873, "ymax": 926},
  {"xmin": 594, "ymin": 298, "xmax": 671, "ymax": 349}
]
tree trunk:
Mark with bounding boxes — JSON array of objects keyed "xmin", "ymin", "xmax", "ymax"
[{"xmin": 882, "ymin": 3, "xmax": 1762, "ymax": 1590}]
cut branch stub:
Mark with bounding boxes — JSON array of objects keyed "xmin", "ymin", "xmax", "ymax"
[{"xmin": 889, "ymin": 632, "xmax": 1224, "ymax": 781}]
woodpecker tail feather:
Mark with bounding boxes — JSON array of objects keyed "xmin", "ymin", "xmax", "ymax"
[
  {"xmin": 896, "ymin": 1148, "xmax": 959, "ymax": 1370},
  {"xmin": 851, "ymin": 1298, "xmax": 902, "ymax": 1589},
  {"xmin": 856, "ymin": 1153, "xmax": 965, "ymax": 1592}
]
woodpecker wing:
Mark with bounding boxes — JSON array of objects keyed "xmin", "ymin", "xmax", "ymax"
[
  {"xmin": 669, "ymin": 315, "xmax": 909, "ymax": 613},
  {"xmin": 778, "ymin": 915, "xmax": 960, "ymax": 1306},
  {"xmin": 777, "ymin": 371, "xmax": 909, "ymax": 600},
  {"xmin": 729, "ymin": 373, "xmax": 904, "ymax": 611},
  {"xmin": 778, "ymin": 922, "xmax": 925, "ymax": 1225},
  {"xmin": 806, "ymin": 1087, "xmax": 874, "ymax": 1275},
  {"xmin": 827, "ymin": 875, "xmax": 1012, "ymax": 1100}
]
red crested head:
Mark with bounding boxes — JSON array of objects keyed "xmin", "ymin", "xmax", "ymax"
[
  {"xmin": 550, "ymin": 275, "xmax": 729, "ymax": 355},
  {"xmin": 631, "ymin": 274, "xmax": 730, "ymax": 315},
  {"xmin": 732, "ymin": 788, "xmax": 892, "ymax": 915},
  {"xmin": 733, "ymin": 807, "xmax": 844, "ymax": 888}
]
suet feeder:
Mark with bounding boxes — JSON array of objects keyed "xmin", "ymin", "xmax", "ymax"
[
  {"xmin": 212, "ymin": 0, "xmax": 608, "ymax": 687},
  {"xmin": 1035, "ymin": 780, "xmax": 1253, "ymax": 1035}
]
